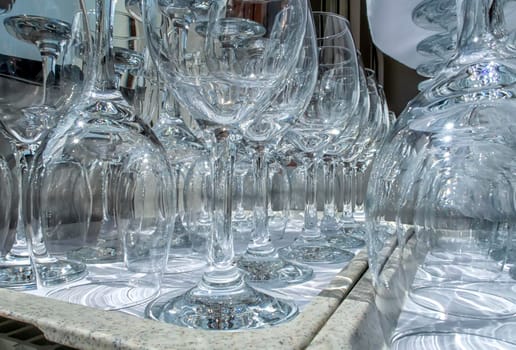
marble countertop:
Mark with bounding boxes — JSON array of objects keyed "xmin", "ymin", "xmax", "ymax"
[
  {"xmin": 307, "ymin": 270, "xmax": 385, "ymax": 350},
  {"xmin": 0, "ymin": 251, "xmax": 368, "ymax": 350}
]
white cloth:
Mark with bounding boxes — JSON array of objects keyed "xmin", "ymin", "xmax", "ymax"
[{"xmin": 366, "ymin": 0, "xmax": 516, "ymax": 69}]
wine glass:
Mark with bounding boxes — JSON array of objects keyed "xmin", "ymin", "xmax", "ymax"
[
  {"xmin": 278, "ymin": 12, "xmax": 361, "ymax": 264},
  {"xmin": 234, "ymin": 5, "xmax": 317, "ymax": 287},
  {"xmin": 345, "ymin": 68, "xmax": 391, "ymax": 235},
  {"xmin": 0, "ymin": 1, "xmax": 89, "ymax": 289},
  {"xmin": 366, "ymin": 0, "xmax": 516, "ymax": 347},
  {"xmin": 156, "ymin": 96, "xmax": 208, "ymax": 274},
  {"xmin": 144, "ymin": 0, "xmax": 308, "ymax": 329},
  {"xmin": 321, "ymin": 64, "xmax": 370, "ymax": 249},
  {"xmin": 27, "ymin": 0, "xmax": 174, "ymax": 310},
  {"xmin": 113, "ymin": 9, "xmax": 147, "ymax": 113}
]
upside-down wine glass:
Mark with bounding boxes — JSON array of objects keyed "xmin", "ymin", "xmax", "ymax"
[
  {"xmin": 0, "ymin": 1, "xmax": 88, "ymax": 289},
  {"xmin": 27, "ymin": 0, "xmax": 174, "ymax": 310},
  {"xmin": 120, "ymin": 0, "xmax": 209, "ymax": 274},
  {"xmin": 278, "ymin": 11, "xmax": 360, "ymax": 264},
  {"xmin": 144, "ymin": 0, "xmax": 308, "ymax": 329},
  {"xmin": 4, "ymin": 14, "xmax": 72, "ymax": 263},
  {"xmin": 366, "ymin": 0, "xmax": 516, "ymax": 347}
]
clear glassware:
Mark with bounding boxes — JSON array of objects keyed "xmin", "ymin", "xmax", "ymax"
[
  {"xmin": 320, "ymin": 63, "xmax": 370, "ymax": 249},
  {"xmin": 120, "ymin": 3, "xmax": 207, "ymax": 275},
  {"xmin": 416, "ymin": 31, "xmax": 456, "ymax": 60},
  {"xmin": 0, "ymin": 128, "xmax": 24, "ymax": 288},
  {"xmin": 27, "ymin": 0, "xmax": 174, "ymax": 310},
  {"xmin": 278, "ymin": 12, "xmax": 360, "ymax": 264},
  {"xmin": 0, "ymin": 1, "xmax": 89, "ymax": 289},
  {"xmin": 113, "ymin": 9, "xmax": 146, "ymax": 113},
  {"xmin": 350, "ymin": 69, "xmax": 391, "ymax": 228},
  {"xmin": 232, "ymin": 149, "xmax": 254, "ymax": 254},
  {"xmin": 144, "ymin": 0, "xmax": 307, "ymax": 329},
  {"xmin": 3, "ymin": 13, "xmax": 74, "ymax": 264},
  {"xmin": 366, "ymin": 0, "xmax": 516, "ymax": 347},
  {"xmin": 267, "ymin": 155, "xmax": 291, "ymax": 244},
  {"xmin": 234, "ymin": 5, "xmax": 317, "ymax": 287},
  {"xmin": 160, "ymin": 101, "xmax": 208, "ymax": 274}
]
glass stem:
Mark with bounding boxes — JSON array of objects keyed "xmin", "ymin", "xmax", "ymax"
[
  {"xmin": 38, "ymin": 53, "xmax": 56, "ymax": 106},
  {"xmin": 322, "ymin": 155, "xmax": 336, "ymax": 222},
  {"xmin": 247, "ymin": 145, "xmax": 274, "ymax": 255},
  {"xmin": 233, "ymin": 168, "xmax": 246, "ymax": 220},
  {"xmin": 353, "ymin": 161, "xmax": 366, "ymax": 223},
  {"xmin": 340, "ymin": 162, "xmax": 354, "ymax": 224},
  {"xmin": 302, "ymin": 153, "xmax": 320, "ymax": 239},
  {"xmin": 10, "ymin": 147, "xmax": 30, "ymax": 256},
  {"xmin": 453, "ymin": 0, "xmax": 500, "ymax": 61},
  {"xmin": 196, "ymin": 157, "xmax": 212, "ymax": 253},
  {"xmin": 93, "ymin": 0, "xmax": 117, "ymax": 93},
  {"xmin": 203, "ymin": 129, "xmax": 239, "ymax": 284}
]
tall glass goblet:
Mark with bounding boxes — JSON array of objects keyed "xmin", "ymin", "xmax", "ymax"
[
  {"xmin": 278, "ymin": 12, "xmax": 361, "ymax": 264},
  {"xmin": 27, "ymin": 0, "xmax": 174, "ymax": 310},
  {"xmin": 350, "ymin": 70, "xmax": 391, "ymax": 227},
  {"xmin": 0, "ymin": 2, "xmax": 89, "ymax": 289},
  {"xmin": 144, "ymin": 0, "xmax": 307, "ymax": 329},
  {"xmin": 235, "ymin": 5, "xmax": 317, "ymax": 287},
  {"xmin": 321, "ymin": 65, "xmax": 370, "ymax": 249},
  {"xmin": 334, "ymin": 67, "xmax": 391, "ymax": 242}
]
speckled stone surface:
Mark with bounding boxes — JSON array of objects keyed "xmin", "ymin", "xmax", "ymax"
[
  {"xmin": 0, "ymin": 252, "xmax": 368, "ymax": 350},
  {"xmin": 307, "ymin": 271, "xmax": 386, "ymax": 350}
]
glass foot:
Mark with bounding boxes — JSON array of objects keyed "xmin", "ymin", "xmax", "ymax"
[
  {"xmin": 47, "ymin": 280, "xmax": 159, "ymax": 310},
  {"xmin": 327, "ymin": 234, "xmax": 366, "ymax": 249},
  {"xmin": 166, "ymin": 255, "xmax": 207, "ymax": 274},
  {"xmin": 0, "ymin": 260, "xmax": 35, "ymax": 290},
  {"xmin": 35, "ymin": 259, "xmax": 87, "ymax": 287},
  {"xmin": 341, "ymin": 223, "xmax": 366, "ymax": 239},
  {"xmin": 278, "ymin": 237, "xmax": 355, "ymax": 264},
  {"xmin": 237, "ymin": 253, "xmax": 313, "ymax": 287},
  {"xmin": 7, "ymin": 241, "xmax": 30, "ymax": 258},
  {"xmin": 146, "ymin": 274, "xmax": 298, "ymax": 330}
]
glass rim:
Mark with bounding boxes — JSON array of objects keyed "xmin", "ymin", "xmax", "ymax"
[{"xmin": 312, "ymin": 11, "xmax": 352, "ymax": 41}]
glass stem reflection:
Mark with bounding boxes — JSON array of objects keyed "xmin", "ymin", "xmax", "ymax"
[{"xmin": 9, "ymin": 146, "xmax": 31, "ymax": 258}]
